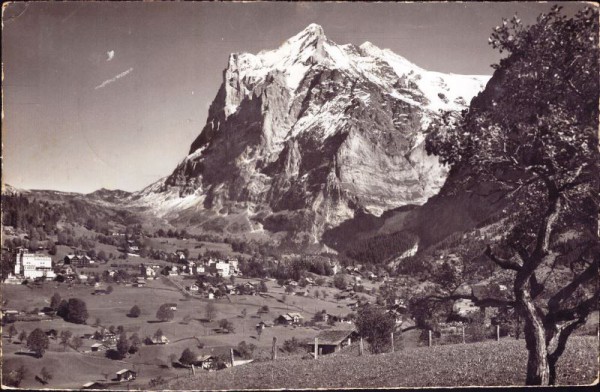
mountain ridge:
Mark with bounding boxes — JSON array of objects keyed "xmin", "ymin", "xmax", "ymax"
[{"xmin": 130, "ymin": 24, "xmax": 491, "ymax": 245}]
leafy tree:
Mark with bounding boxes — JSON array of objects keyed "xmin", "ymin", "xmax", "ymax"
[
  {"xmin": 426, "ymin": 6, "xmax": 599, "ymax": 386},
  {"xmin": 154, "ymin": 328, "xmax": 164, "ymax": 341},
  {"xmin": 40, "ymin": 367, "xmax": 53, "ymax": 383},
  {"xmin": 18, "ymin": 330, "xmax": 27, "ymax": 343},
  {"xmin": 259, "ymin": 280, "xmax": 268, "ymax": 293},
  {"xmin": 156, "ymin": 304, "xmax": 175, "ymax": 322},
  {"xmin": 27, "ymin": 328, "xmax": 50, "ymax": 357},
  {"xmin": 129, "ymin": 305, "xmax": 141, "ymax": 318},
  {"xmin": 285, "ymin": 285, "xmax": 295, "ymax": 294},
  {"xmin": 205, "ymin": 302, "xmax": 218, "ymax": 321},
  {"xmin": 8, "ymin": 324, "xmax": 18, "ymax": 341},
  {"xmin": 64, "ymin": 298, "xmax": 89, "ymax": 324},
  {"xmin": 168, "ymin": 353, "xmax": 178, "ymax": 367},
  {"xmin": 355, "ymin": 304, "xmax": 395, "ymax": 354},
  {"xmin": 237, "ymin": 341, "xmax": 256, "ymax": 359},
  {"xmin": 59, "ymin": 330, "xmax": 72, "ymax": 351},
  {"xmin": 219, "ymin": 319, "xmax": 235, "ymax": 333},
  {"xmin": 333, "ymin": 274, "xmax": 346, "ymax": 290},
  {"xmin": 282, "ymin": 337, "xmax": 301, "ymax": 353},
  {"xmin": 5, "ymin": 365, "xmax": 27, "ymax": 387},
  {"xmin": 129, "ymin": 333, "xmax": 141, "ymax": 354},
  {"xmin": 179, "ymin": 347, "xmax": 197, "ymax": 365},
  {"xmin": 106, "ymin": 285, "xmax": 113, "ymax": 294},
  {"xmin": 116, "ymin": 332, "xmax": 130, "ymax": 359},
  {"xmin": 71, "ymin": 336, "xmax": 83, "ymax": 351},
  {"xmin": 256, "ymin": 324, "xmax": 263, "ymax": 340},
  {"xmin": 241, "ymin": 308, "xmax": 247, "ymax": 318}
]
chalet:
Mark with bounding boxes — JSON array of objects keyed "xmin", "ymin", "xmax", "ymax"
[
  {"xmin": 275, "ymin": 314, "xmax": 293, "ymax": 325},
  {"xmin": 115, "ymin": 369, "xmax": 137, "ymax": 382},
  {"xmin": 150, "ymin": 334, "xmax": 169, "ymax": 345},
  {"xmin": 45, "ymin": 329, "xmax": 58, "ymax": 339},
  {"xmin": 134, "ymin": 280, "xmax": 146, "ymax": 288},
  {"xmin": 91, "ymin": 343, "xmax": 108, "ymax": 352},
  {"xmin": 306, "ymin": 329, "xmax": 357, "ymax": 355},
  {"xmin": 141, "ymin": 265, "xmax": 156, "ymax": 277},
  {"xmin": 64, "ymin": 254, "xmax": 93, "ymax": 268},
  {"xmin": 256, "ymin": 321, "xmax": 272, "ymax": 329},
  {"xmin": 188, "ymin": 284, "xmax": 200, "ymax": 292},
  {"xmin": 275, "ymin": 312, "xmax": 304, "ymax": 325},
  {"xmin": 224, "ymin": 284, "xmax": 236, "ymax": 295},
  {"xmin": 187, "ymin": 354, "xmax": 216, "ymax": 369},
  {"xmin": 166, "ymin": 303, "xmax": 178, "ymax": 311}
]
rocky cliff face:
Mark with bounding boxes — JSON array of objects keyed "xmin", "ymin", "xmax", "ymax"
[{"xmin": 137, "ymin": 24, "xmax": 489, "ymax": 243}]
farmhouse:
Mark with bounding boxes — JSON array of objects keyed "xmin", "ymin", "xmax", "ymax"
[
  {"xmin": 64, "ymin": 254, "xmax": 93, "ymax": 267},
  {"xmin": 115, "ymin": 369, "xmax": 137, "ymax": 382},
  {"xmin": 90, "ymin": 342, "xmax": 108, "ymax": 352},
  {"xmin": 14, "ymin": 250, "xmax": 55, "ymax": 279},
  {"xmin": 306, "ymin": 329, "xmax": 357, "ymax": 355},
  {"xmin": 187, "ymin": 354, "xmax": 216, "ymax": 369},
  {"xmin": 275, "ymin": 312, "xmax": 304, "ymax": 325},
  {"xmin": 150, "ymin": 334, "xmax": 170, "ymax": 345}
]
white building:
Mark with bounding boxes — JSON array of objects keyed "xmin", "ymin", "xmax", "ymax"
[
  {"xmin": 14, "ymin": 250, "xmax": 55, "ymax": 279},
  {"xmin": 227, "ymin": 258, "xmax": 239, "ymax": 275},
  {"xmin": 214, "ymin": 261, "xmax": 231, "ymax": 277}
]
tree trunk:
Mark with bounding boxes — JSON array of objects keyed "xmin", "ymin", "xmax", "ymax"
[{"xmin": 520, "ymin": 294, "xmax": 550, "ymax": 385}]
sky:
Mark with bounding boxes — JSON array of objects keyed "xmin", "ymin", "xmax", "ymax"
[{"xmin": 2, "ymin": 1, "xmax": 589, "ymax": 193}]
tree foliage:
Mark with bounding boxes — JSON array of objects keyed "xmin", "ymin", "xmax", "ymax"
[
  {"xmin": 116, "ymin": 332, "xmax": 130, "ymax": 359},
  {"xmin": 355, "ymin": 304, "xmax": 396, "ymax": 354},
  {"xmin": 179, "ymin": 347, "xmax": 197, "ymax": 365},
  {"xmin": 426, "ymin": 6, "xmax": 599, "ymax": 386},
  {"xmin": 27, "ymin": 328, "xmax": 50, "ymax": 358},
  {"xmin": 64, "ymin": 298, "xmax": 89, "ymax": 324},
  {"xmin": 156, "ymin": 304, "xmax": 175, "ymax": 322},
  {"xmin": 128, "ymin": 305, "xmax": 141, "ymax": 318}
]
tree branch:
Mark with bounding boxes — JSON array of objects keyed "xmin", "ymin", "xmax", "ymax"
[
  {"xmin": 485, "ymin": 245, "xmax": 522, "ymax": 271},
  {"xmin": 547, "ymin": 257, "xmax": 599, "ymax": 315},
  {"xmin": 551, "ymin": 291, "xmax": 599, "ymax": 323}
]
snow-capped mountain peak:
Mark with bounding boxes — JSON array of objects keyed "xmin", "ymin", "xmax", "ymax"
[{"xmin": 137, "ymin": 25, "xmax": 491, "ymax": 244}]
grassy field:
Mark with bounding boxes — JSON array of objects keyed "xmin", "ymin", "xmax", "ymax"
[
  {"xmin": 166, "ymin": 336, "xmax": 599, "ymax": 390},
  {"xmin": 1, "ymin": 275, "xmax": 362, "ymax": 389}
]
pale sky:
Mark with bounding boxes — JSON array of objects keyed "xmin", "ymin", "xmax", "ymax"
[{"xmin": 2, "ymin": 1, "xmax": 587, "ymax": 193}]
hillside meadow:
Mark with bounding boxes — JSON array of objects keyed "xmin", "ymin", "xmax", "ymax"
[{"xmin": 166, "ymin": 336, "xmax": 599, "ymax": 389}]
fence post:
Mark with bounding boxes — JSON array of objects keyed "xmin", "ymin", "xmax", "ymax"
[
  {"xmin": 272, "ymin": 337, "xmax": 277, "ymax": 360},
  {"xmin": 230, "ymin": 348, "xmax": 235, "ymax": 367},
  {"xmin": 191, "ymin": 364, "xmax": 195, "ymax": 375},
  {"xmin": 359, "ymin": 337, "xmax": 364, "ymax": 356},
  {"xmin": 428, "ymin": 330, "xmax": 432, "ymax": 347},
  {"xmin": 462, "ymin": 325, "xmax": 466, "ymax": 344},
  {"xmin": 390, "ymin": 332, "xmax": 394, "ymax": 353},
  {"xmin": 496, "ymin": 325, "xmax": 500, "ymax": 342},
  {"xmin": 314, "ymin": 337, "xmax": 318, "ymax": 359}
]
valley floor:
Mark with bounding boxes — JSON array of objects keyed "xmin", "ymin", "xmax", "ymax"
[{"xmin": 165, "ymin": 336, "xmax": 599, "ymax": 390}]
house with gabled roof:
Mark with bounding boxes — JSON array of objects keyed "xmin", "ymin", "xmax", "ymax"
[{"xmin": 305, "ymin": 329, "xmax": 358, "ymax": 355}]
